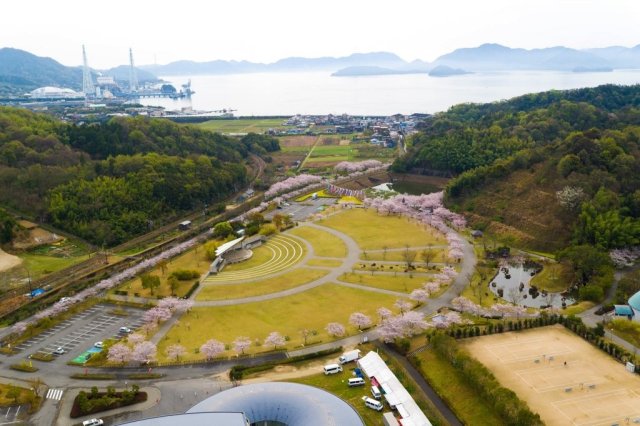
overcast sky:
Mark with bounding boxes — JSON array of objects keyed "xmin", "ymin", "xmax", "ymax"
[{"xmin": 2, "ymin": 0, "xmax": 640, "ymax": 69}]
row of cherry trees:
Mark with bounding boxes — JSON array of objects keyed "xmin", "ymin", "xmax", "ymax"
[{"xmin": 334, "ymin": 160, "xmax": 384, "ymax": 174}]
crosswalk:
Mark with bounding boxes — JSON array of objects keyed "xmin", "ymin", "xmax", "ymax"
[{"xmin": 46, "ymin": 388, "xmax": 64, "ymax": 401}]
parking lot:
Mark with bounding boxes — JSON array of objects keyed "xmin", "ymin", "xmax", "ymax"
[
  {"xmin": 0, "ymin": 405, "xmax": 26, "ymax": 424},
  {"xmin": 265, "ymin": 197, "xmax": 335, "ymax": 222},
  {"xmin": 13, "ymin": 304, "xmax": 145, "ymax": 362}
]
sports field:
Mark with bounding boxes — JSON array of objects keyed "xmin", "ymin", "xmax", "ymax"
[{"xmin": 464, "ymin": 326, "xmax": 640, "ymax": 426}]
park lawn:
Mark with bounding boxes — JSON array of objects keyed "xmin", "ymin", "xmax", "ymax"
[
  {"xmin": 607, "ymin": 319, "xmax": 640, "ymax": 347},
  {"xmin": 306, "ymin": 258, "xmax": 343, "ymax": 268},
  {"xmin": 338, "ymin": 273, "xmax": 425, "ymax": 293},
  {"xmin": 412, "ymin": 348, "xmax": 504, "ymax": 426},
  {"xmin": 196, "ymin": 268, "xmax": 328, "ymax": 301},
  {"xmin": 361, "ymin": 248, "xmax": 447, "ymax": 263},
  {"xmin": 320, "ymin": 209, "xmax": 446, "ymax": 250},
  {"xmin": 287, "ymin": 226, "xmax": 347, "ymax": 257},
  {"xmin": 20, "ymin": 253, "xmax": 91, "ymax": 280},
  {"xmin": 561, "ymin": 301, "xmax": 594, "ymax": 316},
  {"xmin": 197, "ymin": 118, "xmax": 287, "ymax": 133},
  {"xmin": 0, "ymin": 383, "xmax": 36, "ymax": 406},
  {"xmin": 289, "ymin": 369, "xmax": 383, "ymax": 426},
  {"xmin": 157, "ymin": 284, "xmax": 399, "ymax": 361},
  {"xmin": 529, "ymin": 261, "xmax": 572, "ymax": 292},
  {"xmin": 113, "ymin": 244, "xmax": 209, "ymax": 298}
]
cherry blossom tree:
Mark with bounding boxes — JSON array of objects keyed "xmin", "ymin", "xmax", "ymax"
[
  {"xmin": 107, "ymin": 343, "xmax": 132, "ymax": 364},
  {"xmin": 264, "ymin": 174, "xmax": 324, "ymax": 199},
  {"xmin": 233, "ymin": 337, "xmax": 251, "ymax": 355},
  {"xmin": 325, "ymin": 322, "xmax": 346, "ymax": 337},
  {"xmin": 394, "ymin": 299, "xmax": 412, "ymax": 314},
  {"xmin": 424, "ymin": 282, "xmax": 440, "ymax": 294},
  {"xmin": 335, "ymin": 160, "xmax": 383, "ymax": 174},
  {"xmin": 141, "ymin": 322, "xmax": 157, "ymax": 336},
  {"xmin": 349, "ymin": 312, "xmax": 372, "ymax": 330},
  {"xmin": 376, "ymin": 307, "xmax": 392, "ymax": 323},
  {"xmin": 200, "ymin": 339, "xmax": 225, "ymax": 360},
  {"xmin": 166, "ymin": 344, "xmax": 186, "ymax": 361},
  {"xmin": 410, "ymin": 289, "xmax": 430, "ymax": 305},
  {"xmin": 131, "ymin": 341, "xmax": 157, "ymax": 364},
  {"xmin": 143, "ymin": 307, "xmax": 172, "ymax": 324},
  {"xmin": 128, "ymin": 333, "xmax": 146, "ymax": 345},
  {"xmin": 264, "ymin": 332, "xmax": 286, "ymax": 349},
  {"xmin": 11, "ymin": 322, "xmax": 27, "ymax": 336}
]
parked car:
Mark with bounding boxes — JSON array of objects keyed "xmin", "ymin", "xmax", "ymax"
[
  {"xmin": 82, "ymin": 419, "xmax": 104, "ymax": 426},
  {"xmin": 94, "ymin": 342, "xmax": 103, "ymax": 348},
  {"xmin": 119, "ymin": 327, "xmax": 131, "ymax": 334},
  {"xmin": 53, "ymin": 347, "xmax": 65, "ymax": 355}
]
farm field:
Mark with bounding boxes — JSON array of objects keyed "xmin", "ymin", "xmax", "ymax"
[
  {"xmin": 464, "ymin": 326, "xmax": 640, "ymax": 426},
  {"xmin": 157, "ymin": 284, "xmax": 400, "ymax": 361},
  {"xmin": 320, "ymin": 208, "xmax": 446, "ymax": 250},
  {"xmin": 197, "ymin": 118, "xmax": 289, "ymax": 133}
]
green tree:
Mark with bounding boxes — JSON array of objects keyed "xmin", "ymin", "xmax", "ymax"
[
  {"xmin": 213, "ymin": 221, "xmax": 233, "ymax": 238},
  {"xmin": 140, "ymin": 274, "xmax": 161, "ymax": 295}
]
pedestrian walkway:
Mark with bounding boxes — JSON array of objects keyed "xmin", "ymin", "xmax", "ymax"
[{"xmin": 46, "ymin": 388, "xmax": 64, "ymax": 401}]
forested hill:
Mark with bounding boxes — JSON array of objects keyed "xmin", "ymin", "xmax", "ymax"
[
  {"xmin": 0, "ymin": 108, "xmax": 279, "ymax": 246},
  {"xmin": 392, "ymin": 84, "xmax": 640, "ymax": 253}
]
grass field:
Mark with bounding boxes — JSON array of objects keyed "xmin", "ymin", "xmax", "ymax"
[
  {"xmin": 338, "ymin": 273, "xmax": 425, "ymax": 293},
  {"xmin": 287, "ymin": 226, "xmax": 347, "ymax": 257},
  {"xmin": 195, "ymin": 268, "xmax": 328, "ymax": 301},
  {"xmin": 320, "ymin": 209, "xmax": 445, "ymax": 250},
  {"xmin": 158, "ymin": 284, "xmax": 399, "ymax": 360},
  {"xmin": 197, "ymin": 118, "xmax": 288, "ymax": 133},
  {"xmin": 222, "ymin": 243, "xmax": 277, "ymax": 272},
  {"xmin": 464, "ymin": 326, "xmax": 640, "ymax": 426},
  {"xmin": 361, "ymin": 248, "xmax": 446, "ymax": 263},
  {"xmin": 607, "ymin": 319, "xmax": 640, "ymax": 347},
  {"xmin": 290, "ymin": 368, "xmax": 384, "ymax": 426},
  {"xmin": 530, "ymin": 261, "xmax": 572, "ymax": 292},
  {"xmin": 20, "ymin": 253, "xmax": 91, "ymax": 280},
  {"xmin": 113, "ymin": 244, "xmax": 209, "ymax": 298},
  {"xmin": 412, "ymin": 347, "xmax": 505, "ymax": 425},
  {"xmin": 0, "ymin": 383, "xmax": 36, "ymax": 406}
]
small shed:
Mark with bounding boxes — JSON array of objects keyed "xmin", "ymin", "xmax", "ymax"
[{"xmin": 614, "ymin": 304, "xmax": 634, "ymax": 318}]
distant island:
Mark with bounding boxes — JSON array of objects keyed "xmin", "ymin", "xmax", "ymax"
[
  {"xmin": 428, "ymin": 65, "xmax": 471, "ymax": 77},
  {"xmin": 331, "ymin": 66, "xmax": 429, "ymax": 77}
]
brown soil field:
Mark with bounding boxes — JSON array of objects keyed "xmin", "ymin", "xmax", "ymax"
[
  {"xmin": 464, "ymin": 325, "xmax": 640, "ymax": 426},
  {"xmin": 279, "ymin": 135, "xmax": 317, "ymax": 147},
  {"xmin": 0, "ymin": 248, "xmax": 22, "ymax": 272}
]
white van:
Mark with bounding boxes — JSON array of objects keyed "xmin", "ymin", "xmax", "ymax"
[
  {"xmin": 371, "ymin": 385, "xmax": 382, "ymax": 399},
  {"xmin": 362, "ymin": 396, "xmax": 383, "ymax": 411},
  {"xmin": 323, "ymin": 364, "xmax": 343, "ymax": 375},
  {"xmin": 348, "ymin": 377, "xmax": 365, "ymax": 387}
]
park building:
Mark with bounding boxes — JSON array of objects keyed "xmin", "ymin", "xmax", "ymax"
[
  {"xmin": 629, "ymin": 290, "xmax": 640, "ymax": 320},
  {"xmin": 209, "ymin": 235, "xmax": 266, "ymax": 274},
  {"xmin": 119, "ymin": 382, "xmax": 364, "ymax": 426}
]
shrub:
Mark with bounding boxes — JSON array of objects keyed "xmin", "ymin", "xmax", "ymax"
[{"xmin": 169, "ymin": 270, "xmax": 200, "ymax": 281}]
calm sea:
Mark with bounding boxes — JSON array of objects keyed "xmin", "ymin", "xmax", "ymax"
[{"xmin": 141, "ymin": 70, "xmax": 640, "ymax": 116}]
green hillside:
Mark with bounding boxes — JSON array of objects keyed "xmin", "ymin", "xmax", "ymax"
[{"xmin": 0, "ymin": 107, "xmax": 279, "ymax": 246}]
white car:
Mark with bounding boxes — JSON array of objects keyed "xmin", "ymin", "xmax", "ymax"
[
  {"xmin": 82, "ymin": 419, "xmax": 104, "ymax": 426},
  {"xmin": 94, "ymin": 342, "xmax": 103, "ymax": 348},
  {"xmin": 53, "ymin": 347, "xmax": 65, "ymax": 355},
  {"xmin": 119, "ymin": 327, "xmax": 131, "ymax": 334}
]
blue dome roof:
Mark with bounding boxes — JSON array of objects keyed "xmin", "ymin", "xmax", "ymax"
[{"xmin": 629, "ymin": 291, "xmax": 640, "ymax": 311}]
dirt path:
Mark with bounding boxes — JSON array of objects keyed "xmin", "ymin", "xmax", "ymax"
[{"xmin": 0, "ymin": 248, "xmax": 22, "ymax": 272}]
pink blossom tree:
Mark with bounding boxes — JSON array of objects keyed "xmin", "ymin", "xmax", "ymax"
[
  {"xmin": 394, "ymin": 299, "xmax": 412, "ymax": 314},
  {"xmin": 128, "ymin": 333, "xmax": 146, "ymax": 345},
  {"xmin": 200, "ymin": 339, "xmax": 225, "ymax": 360},
  {"xmin": 410, "ymin": 289, "xmax": 430, "ymax": 305},
  {"xmin": 107, "ymin": 343, "xmax": 132, "ymax": 364},
  {"xmin": 325, "ymin": 322, "xmax": 346, "ymax": 337},
  {"xmin": 233, "ymin": 337, "xmax": 251, "ymax": 355},
  {"xmin": 131, "ymin": 341, "xmax": 157, "ymax": 364},
  {"xmin": 264, "ymin": 332, "xmax": 286, "ymax": 349},
  {"xmin": 376, "ymin": 307, "xmax": 392, "ymax": 323},
  {"xmin": 11, "ymin": 322, "xmax": 27, "ymax": 336},
  {"xmin": 166, "ymin": 344, "xmax": 186, "ymax": 361},
  {"xmin": 349, "ymin": 312, "xmax": 372, "ymax": 330},
  {"xmin": 143, "ymin": 307, "xmax": 172, "ymax": 324}
]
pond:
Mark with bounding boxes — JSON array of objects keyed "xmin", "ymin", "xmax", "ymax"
[{"xmin": 489, "ymin": 264, "xmax": 575, "ymax": 309}]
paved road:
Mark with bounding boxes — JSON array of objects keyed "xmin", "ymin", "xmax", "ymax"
[{"xmin": 383, "ymin": 343, "xmax": 462, "ymax": 426}]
